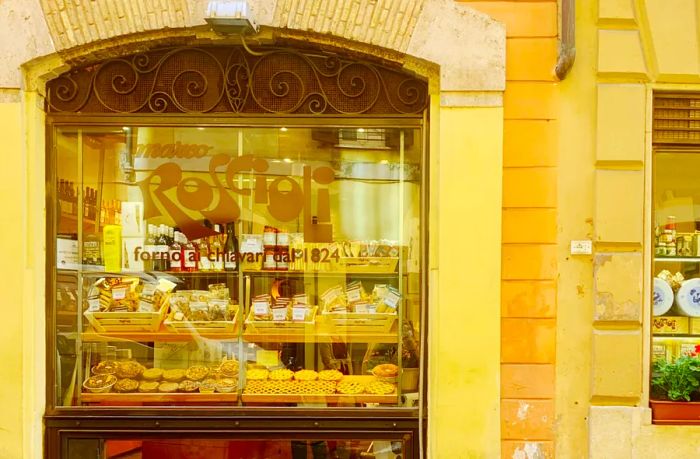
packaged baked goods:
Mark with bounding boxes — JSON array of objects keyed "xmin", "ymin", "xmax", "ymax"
[
  {"xmin": 178, "ymin": 380, "xmax": 199, "ymax": 393},
  {"xmin": 158, "ymin": 382, "xmax": 179, "ymax": 393},
  {"xmin": 138, "ymin": 380, "xmax": 159, "ymax": 393},
  {"xmin": 252, "ymin": 294, "xmax": 272, "ymax": 320},
  {"xmin": 141, "ymin": 368, "xmax": 163, "ymax": 381},
  {"xmin": 294, "ymin": 369, "xmax": 318, "ymax": 381},
  {"xmin": 114, "ymin": 378, "xmax": 139, "ymax": 393},
  {"xmin": 162, "ymin": 368, "xmax": 186, "ymax": 382},
  {"xmin": 185, "ymin": 365, "xmax": 209, "ymax": 381},
  {"xmin": 83, "ymin": 374, "xmax": 117, "ymax": 393},
  {"xmin": 115, "ymin": 361, "xmax": 144, "ymax": 379}
]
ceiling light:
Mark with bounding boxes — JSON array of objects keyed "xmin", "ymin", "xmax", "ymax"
[
  {"xmin": 283, "ymin": 158, "xmax": 293, "ymax": 163},
  {"xmin": 280, "ymin": 127, "xmax": 288, "ymax": 132}
]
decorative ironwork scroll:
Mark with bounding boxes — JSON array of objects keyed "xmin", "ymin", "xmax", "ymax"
[{"xmin": 46, "ymin": 46, "xmax": 429, "ymax": 115}]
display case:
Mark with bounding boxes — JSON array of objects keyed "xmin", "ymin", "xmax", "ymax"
[{"xmin": 49, "ymin": 124, "xmax": 424, "ymax": 410}]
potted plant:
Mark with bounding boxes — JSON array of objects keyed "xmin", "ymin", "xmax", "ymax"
[{"xmin": 651, "ymin": 345, "xmax": 700, "ymax": 423}]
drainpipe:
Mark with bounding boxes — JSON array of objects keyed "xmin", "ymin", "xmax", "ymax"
[{"xmin": 555, "ymin": 0, "xmax": 575, "ymax": 80}]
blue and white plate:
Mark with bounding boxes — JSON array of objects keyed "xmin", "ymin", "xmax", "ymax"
[
  {"xmin": 676, "ymin": 278, "xmax": 700, "ymax": 317},
  {"xmin": 653, "ymin": 277, "xmax": 674, "ymax": 316}
]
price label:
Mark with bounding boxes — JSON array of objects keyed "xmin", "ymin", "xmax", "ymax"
[
  {"xmin": 88, "ymin": 298, "xmax": 100, "ymax": 312},
  {"xmin": 111, "ymin": 287, "xmax": 127, "ymax": 300},
  {"xmin": 139, "ymin": 300, "xmax": 155, "ymax": 313},
  {"xmin": 383, "ymin": 291, "xmax": 400, "ymax": 309},
  {"xmin": 272, "ymin": 308, "xmax": 288, "ymax": 321},
  {"xmin": 354, "ymin": 303, "xmax": 369, "ymax": 313},
  {"xmin": 347, "ymin": 288, "xmax": 362, "ymax": 302},
  {"xmin": 292, "ymin": 307, "xmax": 307, "ymax": 322},
  {"xmin": 253, "ymin": 301, "xmax": 269, "ymax": 316}
]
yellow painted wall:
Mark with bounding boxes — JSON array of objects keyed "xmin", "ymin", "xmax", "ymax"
[
  {"xmin": 0, "ymin": 101, "xmax": 26, "ymax": 458},
  {"xmin": 430, "ymin": 105, "xmax": 503, "ymax": 458}
]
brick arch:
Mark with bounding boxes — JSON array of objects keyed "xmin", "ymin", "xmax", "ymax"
[{"xmin": 35, "ymin": 0, "xmax": 504, "ymax": 92}]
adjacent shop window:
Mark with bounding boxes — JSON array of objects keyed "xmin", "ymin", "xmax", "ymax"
[
  {"xmin": 651, "ymin": 93, "xmax": 700, "ymax": 414},
  {"xmin": 50, "ymin": 124, "xmax": 425, "ymax": 409}
]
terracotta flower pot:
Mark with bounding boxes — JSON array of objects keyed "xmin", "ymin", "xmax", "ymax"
[{"xmin": 651, "ymin": 399, "xmax": 700, "ymax": 424}]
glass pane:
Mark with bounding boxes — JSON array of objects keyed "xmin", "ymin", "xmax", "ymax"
[
  {"xmin": 652, "ymin": 151, "xmax": 700, "ymax": 401},
  {"xmin": 52, "ymin": 125, "xmax": 423, "ymax": 409}
]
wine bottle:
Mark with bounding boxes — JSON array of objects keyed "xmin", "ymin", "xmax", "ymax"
[{"xmin": 224, "ymin": 222, "xmax": 239, "ymax": 272}]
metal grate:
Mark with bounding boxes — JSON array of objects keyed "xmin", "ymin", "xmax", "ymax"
[
  {"xmin": 654, "ymin": 93, "xmax": 700, "ymax": 145},
  {"xmin": 46, "ymin": 45, "xmax": 429, "ymax": 116}
]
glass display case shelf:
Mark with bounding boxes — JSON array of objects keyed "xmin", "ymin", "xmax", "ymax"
[
  {"xmin": 240, "ymin": 393, "xmax": 397, "ymax": 405},
  {"xmin": 655, "ymin": 257, "xmax": 700, "ymax": 262},
  {"xmin": 81, "ymin": 329, "xmax": 240, "ymax": 342},
  {"xmin": 653, "ymin": 334, "xmax": 700, "ymax": 338},
  {"xmin": 81, "ymin": 392, "xmax": 239, "ymax": 404},
  {"xmin": 70, "ymin": 270, "xmax": 238, "ymax": 278},
  {"xmin": 242, "ymin": 329, "xmax": 399, "ymax": 344},
  {"xmin": 243, "ymin": 270, "xmax": 401, "ymax": 278}
]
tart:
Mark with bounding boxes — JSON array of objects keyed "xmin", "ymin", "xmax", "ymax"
[
  {"xmin": 246, "ymin": 368, "xmax": 269, "ymax": 381},
  {"xmin": 269, "ymin": 368, "xmax": 294, "ymax": 381},
  {"xmin": 91, "ymin": 360, "xmax": 118, "ymax": 375},
  {"xmin": 216, "ymin": 378, "xmax": 238, "ymax": 393},
  {"xmin": 158, "ymin": 382, "xmax": 179, "ymax": 393},
  {"xmin": 371, "ymin": 364, "xmax": 399, "ymax": 378},
  {"xmin": 199, "ymin": 378, "xmax": 217, "ymax": 394},
  {"xmin": 138, "ymin": 380, "xmax": 159, "ymax": 393},
  {"xmin": 114, "ymin": 378, "xmax": 139, "ymax": 393},
  {"xmin": 365, "ymin": 380, "xmax": 395, "ymax": 395},
  {"xmin": 317, "ymin": 369, "xmax": 343, "ymax": 382},
  {"xmin": 219, "ymin": 359, "xmax": 239, "ymax": 377},
  {"xmin": 83, "ymin": 374, "xmax": 117, "ymax": 393},
  {"xmin": 162, "ymin": 368, "xmax": 185, "ymax": 382},
  {"xmin": 178, "ymin": 379, "xmax": 199, "ymax": 393},
  {"xmin": 185, "ymin": 365, "xmax": 209, "ymax": 381},
  {"xmin": 293, "ymin": 369, "xmax": 318, "ymax": 381},
  {"xmin": 336, "ymin": 379, "xmax": 365, "ymax": 395},
  {"xmin": 141, "ymin": 368, "xmax": 163, "ymax": 381},
  {"xmin": 115, "ymin": 361, "xmax": 144, "ymax": 379}
]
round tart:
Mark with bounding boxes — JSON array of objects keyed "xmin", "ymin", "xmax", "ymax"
[
  {"xmin": 162, "ymin": 368, "xmax": 185, "ymax": 382},
  {"xmin": 336, "ymin": 379, "xmax": 365, "ymax": 395},
  {"xmin": 185, "ymin": 365, "xmax": 209, "ymax": 381},
  {"xmin": 178, "ymin": 379, "xmax": 199, "ymax": 393},
  {"xmin": 158, "ymin": 382, "xmax": 179, "ymax": 393},
  {"xmin": 365, "ymin": 380, "xmax": 395, "ymax": 395},
  {"xmin": 372, "ymin": 364, "xmax": 399, "ymax": 378},
  {"xmin": 219, "ymin": 359, "xmax": 239, "ymax": 377},
  {"xmin": 138, "ymin": 380, "xmax": 159, "ymax": 393},
  {"xmin": 141, "ymin": 368, "xmax": 163, "ymax": 381},
  {"xmin": 318, "ymin": 369, "xmax": 343, "ymax": 382},
  {"xmin": 91, "ymin": 360, "xmax": 118, "ymax": 375},
  {"xmin": 294, "ymin": 369, "xmax": 318, "ymax": 381},
  {"xmin": 216, "ymin": 378, "xmax": 237, "ymax": 393},
  {"xmin": 269, "ymin": 368, "xmax": 294, "ymax": 381},
  {"xmin": 199, "ymin": 378, "xmax": 217, "ymax": 393},
  {"xmin": 246, "ymin": 368, "xmax": 269, "ymax": 381},
  {"xmin": 115, "ymin": 361, "xmax": 144, "ymax": 379},
  {"xmin": 83, "ymin": 374, "xmax": 117, "ymax": 393},
  {"xmin": 114, "ymin": 378, "xmax": 139, "ymax": 393}
]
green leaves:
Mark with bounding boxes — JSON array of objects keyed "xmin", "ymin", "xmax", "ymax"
[{"xmin": 652, "ymin": 356, "xmax": 700, "ymax": 401}]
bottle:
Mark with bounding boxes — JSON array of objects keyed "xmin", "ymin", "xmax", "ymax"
[
  {"xmin": 168, "ymin": 230, "xmax": 183, "ymax": 272},
  {"xmin": 143, "ymin": 224, "xmax": 156, "ymax": 271},
  {"xmin": 82, "ymin": 231, "xmax": 102, "ymax": 266},
  {"xmin": 210, "ymin": 224, "xmax": 224, "ymax": 272},
  {"xmin": 155, "ymin": 225, "xmax": 169, "ymax": 271},
  {"xmin": 182, "ymin": 233, "xmax": 198, "ymax": 272},
  {"xmin": 224, "ymin": 222, "xmax": 239, "ymax": 272},
  {"xmin": 99, "ymin": 200, "xmax": 106, "ymax": 227},
  {"xmin": 67, "ymin": 182, "xmax": 76, "ymax": 215}
]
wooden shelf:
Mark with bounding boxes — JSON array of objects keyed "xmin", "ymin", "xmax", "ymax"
[
  {"xmin": 82, "ymin": 327, "xmax": 239, "ymax": 342},
  {"xmin": 243, "ymin": 270, "xmax": 399, "ymax": 278},
  {"xmin": 242, "ymin": 328, "xmax": 398, "ymax": 343},
  {"xmin": 241, "ymin": 393, "xmax": 396, "ymax": 404},
  {"xmin": 81, "ymin": 392, "xmax": 238, "ymax": 403}
]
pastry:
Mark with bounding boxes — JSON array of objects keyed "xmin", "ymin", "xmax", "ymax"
[
  {"xmin": 199, "ymin": 378, "xmax": 217, "ymax": 394},
  {"xmin": 158, "ymin": 382, "xmax": 179, "ymax": 393},
  {"xmin": 83, "ymin": 374, "xmax": 117, "ymax": 392},
  {"xmin": 372, "ymin": 364, "xmax": 398, "ymax": 378},
  {"xmin": 246, "ymin": 368, "xmax": 269, "ymax": 381},
  {"xmin": 141, "ymin": 368, "xmax": 163, "ymax": 381},
  {"xmin": 91, "ymin": 360, "xmax": 118, "ymax": 375},
  {"xmin": 269, "ymin": 368, "xmax": 294, "ymax": 381},
  {"xmin": 336, "ymin": 379, "xmax": 365, "ymax": 395},
  {"xmin": 138, "ymin": 380, "xmax": 159, "ymax": 393},
  {"xmin": 219, "ymin": 359, "xmax": 239, "ymax": 377},
  {"xmin": 116, "ymin": 361, "xmax": 144, "ymax": 379},
  {"xmin": 162, "ymin": 368, "xmax": 185, "ymax": 382},
  {"xmin": 114, "ymin": 378, "xmax": 139, "ymax": 393},
  {"xmin": 294, "ymin": 369, "xmax": 318, "ymax": 381},
  {"xmin": 318, "ymin": 369, "xmax": 343, "ymax": 382},
  {"xmin": 185, "ymin": 365, "xmax": 209, "ymax": 381},
  {"xmin": 178, "ymin": 379, "xmax": 199, "ymax": 392},
  {"xmin": 216, "ymin": 378, "xmax": 237, "ymax": 393},
  {"xmin": 365, "ymin": 380, "xmax": 395, "ymax": 395}
]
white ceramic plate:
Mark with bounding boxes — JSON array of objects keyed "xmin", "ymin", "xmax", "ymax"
[
  {"xmin": 676, "ymin": 278, "xmax": 700, "ymax": 316},
  {"xmin": 653, "ymin": 277, "xmax": 674, "ymax": 316}
]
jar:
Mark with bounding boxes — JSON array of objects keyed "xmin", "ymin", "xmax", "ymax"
[
  {"xmin": 263, "ymin": 247, "xmax": 276, "ymax": 270},
  {"xmin": 276, "ymin": 247, "xmax": 289, "ymax": 271},
  {"xmin": 263, "ymin": 226, "xmax": 277, "ymax": 248},
  {"xmin": 667, "ymin": 243, "xmax": 677, "ymax": 257},
  {"xmin": 276, "ymin": 228, "xmax": 289, "ymax": 248}
]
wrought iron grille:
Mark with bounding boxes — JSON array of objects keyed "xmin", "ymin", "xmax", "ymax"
[
  {"xmin": 654, "ymin": 93, "xmax": 700, "ymax": 145},
  {"xmin": 46, "ymin": 46, "xmax": 429, "ymax": 116}
]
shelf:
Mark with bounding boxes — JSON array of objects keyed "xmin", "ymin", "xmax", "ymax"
[
  {"xmin": 82, "ymin": 328, "xmax": 239, "ymax": 342},
  {"xmin": 243, "ymin": 270, "xmax": 399, "ymax": 278},
  {"xmin": 242, "ymin": 327, "xmax": 398, "ymax": 343},
  {"xmin": 653, "ymin": 334, "xmax": 700, "ymax": 339},
  {"xmin": 81, "ymin": 392, "xmax": 238, "ymax": 403},
  {"xmin": 241, "ymin": 393, "xmax": 397, "ymax": 404},
  {"xmin": 655, "ymin": 257, "xmax": 700, "ymax": 262},
  {"xmin": 71, "ymin": 269, "xmax": 238, "ymax": 278}
]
